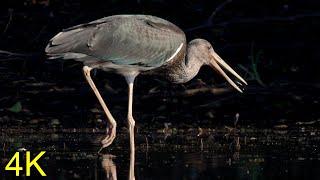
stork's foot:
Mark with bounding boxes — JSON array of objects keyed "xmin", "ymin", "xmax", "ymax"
[{"xmin": 98, "ymin": 125, "xmax": 116, "ymax": 153}]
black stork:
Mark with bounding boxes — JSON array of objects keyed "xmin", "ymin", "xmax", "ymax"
[{"xmin": 46, "ymin": 14, "xmax": 247, "ymax": 179}]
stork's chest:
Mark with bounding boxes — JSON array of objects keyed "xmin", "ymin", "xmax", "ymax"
[{"xmin": 144, "ymin": 43, "xmax": 189, "ymax": 83}]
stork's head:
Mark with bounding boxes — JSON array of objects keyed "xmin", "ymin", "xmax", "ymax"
[{"xmin": 188, "ymin": 39, "xmax": 247, "ymax": 92}]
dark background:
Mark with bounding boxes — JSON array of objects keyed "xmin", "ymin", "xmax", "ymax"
[{"xmin": 0, "ymin": 0, "xmax": 319, "ymax": 130}]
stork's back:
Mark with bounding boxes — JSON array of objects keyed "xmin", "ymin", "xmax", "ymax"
[{"xmin": 45, "ymin": 15, "xmax": 186, "ymax": 71}]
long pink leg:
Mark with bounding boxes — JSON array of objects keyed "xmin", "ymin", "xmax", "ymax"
[
  {"xmin": 83, "ymin": 66, "xmax": 117, "ymax": 151},
  {"xmin": 125, "ymin": 73, "xmax": 138, "ymax": 180}
]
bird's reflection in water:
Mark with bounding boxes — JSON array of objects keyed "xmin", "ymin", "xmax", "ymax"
[
  {"xmin": 101, "ymin": 154, "xmax": 117, "ymax": 180},
  {"xmin": 101, "ymin": 153, "xmax": 135, "ymax": 180}
]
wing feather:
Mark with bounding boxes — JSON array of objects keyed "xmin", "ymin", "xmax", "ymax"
[{"xmin": 45, "ymin": 15, "xmax": 186, "ymax": 68}]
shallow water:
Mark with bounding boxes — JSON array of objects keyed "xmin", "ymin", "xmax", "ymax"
[{"xmin": 1, "ymin": 126, "xmax": 320, "ymax": 179}]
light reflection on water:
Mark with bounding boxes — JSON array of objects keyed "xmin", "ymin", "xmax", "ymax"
[
  {"xmin": 1, "ymin": 127, "xmax": 320, "ymax": 179},
  {"xmin": 102, "ymin": 154, "xmax": 117, "ymax": 180}
]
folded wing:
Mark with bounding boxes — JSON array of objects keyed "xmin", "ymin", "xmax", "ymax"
[{"xmin": 45, "ymin": 15, "xmax": 186, "ymax": 68}]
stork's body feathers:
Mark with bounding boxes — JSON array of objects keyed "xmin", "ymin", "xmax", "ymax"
[{"xmin": 46, "ymin": 15, "xmax": 186, "ymax": 74}]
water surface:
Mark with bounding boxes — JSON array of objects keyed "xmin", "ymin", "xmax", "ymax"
[{"xmin": 1, "ymin": 126, "xmax": 319, "ymax": 179}]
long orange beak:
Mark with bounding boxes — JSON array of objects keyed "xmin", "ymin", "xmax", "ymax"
[{"xmin": 209, "ymin": 51, "xmax": 247, "ymax": 93}]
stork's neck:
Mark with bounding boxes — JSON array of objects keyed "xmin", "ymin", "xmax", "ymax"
[{"xmin": 168, "ymin": 42, "xmax": 205, "ymax": 84}]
